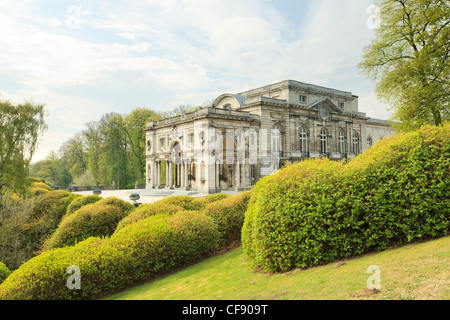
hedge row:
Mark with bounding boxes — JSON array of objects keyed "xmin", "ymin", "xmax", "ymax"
[
  {"xmin": 0, "ymin": 191, "xmax": 252, "ymax": 299},
  {"xmin": 202, "ymin": 191, "xmax": 252, "ymax": 247},
  {"xmin": 0, "ymin": 211, "xmax": 220, "ymax": 299},
  {"xmin": 115, "ymin": 202, "xmax": 183, "ymax": 231},
  {"xmin": 65, "ymin": 195, "xmax": 103, "ymax": 216},
  {"xmin": 20, "ymin": 190, "xmax": 80, "ymax": 257},
  {"xmin": 42, "ymin": 197, "xmax": 135, "ymax": 250},
  {"xmin": 242, "ymin": 123, "xmax": 450, "ymax": 272},
  {"xmin": 0, "ymin": 263, "xmax": 10, "ymax": 284},
  {"xmin": 115, "ymin": 193, "xmax": 230, "ymax": 231}
]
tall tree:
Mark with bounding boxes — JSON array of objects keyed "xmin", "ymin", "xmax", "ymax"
[
  {"xmin": 82, "ymin": 120, "xmax": 105, "ymax": 184},
  {"xmin": 0, "ymin": 97, "xmax": 47, "ymax": 192},
  {"xmin": 98, "ymin": 113, "xmax": 129, "ymax": 189},
  {"xmin": 29, "ymin": 151, "xmax": 71, "ymax": 187},
  {"xmin": 59, "ymin": 133, "xmax": 87, "ymax": 180},
  {"xmin": 124, "ymin": 108, "xmax": 161, "ymax": 184},
  {"xmin": 358, "ymin": 0, "xmax": 449, "ymax": 131}
]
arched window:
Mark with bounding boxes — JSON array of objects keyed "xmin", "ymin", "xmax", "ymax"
[
  {"xmin": 320, "ymin": 128, "xmax": 327, "ymax": 155},
  {"xmin": 367, "ymin": 137, "xmax": 373, "ymax": 148},
  {"xmin": 353, "ymin": 132, "xmax": 359, "ymax": 155},
  {"xmin": 170, "ymin": 141, "xmax": 182, "ymax": 164},
  {"xmin": 223, "ymin": 104, "xmax": 232, "ymax": 110},
  {"xmin": 338, "ymin": 130, "xmax": 345, "ymax": 154},
  {"xmin": 300, "ymin": 127, "xmax": 308, "ymax": 154}
]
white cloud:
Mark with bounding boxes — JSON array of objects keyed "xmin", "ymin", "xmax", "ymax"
[
  {"xmin": 0, "ymin": 0, "xmax": 390, "ymax": 162},
  {"xmin": 47, "ymin": 17, "xmax": 63, "ymax": 27}
]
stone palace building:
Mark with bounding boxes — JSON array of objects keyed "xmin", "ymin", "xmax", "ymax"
[{"xmin": 144, "ymin": 79, "xmax": 395, "ymax": 194}]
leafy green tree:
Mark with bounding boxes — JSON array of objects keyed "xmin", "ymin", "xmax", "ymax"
[
  {"xmin": 29, "ymin": 151, "xmax": 71, "ymax": 187},
  {"xmin": 82, "ymin": 120, "xmax": 106, "ymax": 184},
  {"xmin": 124, "ymin": 108, "xmax": 161, "ymax": 184},
  {"xmin": 358, "ymin": 0, "xmax": 449, "ymax": 131},
  {"xmin": 59, "ymin": 134, "xmax": 87, "ymax": 180},
  {"xmin": 0, "ymin": 97, "xmax": 47, "ymax": 192},
  {"xmin": 75, "ymin": 170, "xmax": 97, "ymax": 187},
  {"xmin": 39, "ymin": 107, "xmax": 163, "ymax": 190}
]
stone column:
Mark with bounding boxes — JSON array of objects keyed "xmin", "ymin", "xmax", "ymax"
[
  {"xmin": 215, "ymin": 161, "xmax": 220, "ymax": 190},
  {"xmin": 235, "ymin": 163, "xmax": 240, "ymax": 191},
  {"xmin": 168, "ymin": 161, "xmax": 173, "ymax": 189},
  {"xmin": 184, "ymin": 162, "xmax": 189, "ymax": 190},
  {"xmin": 157, "ymin": 161, "xmax": 161, "ymax": 188},
  {"xmin": 150, "ymin": 159, "xmax": 156, "ymax": 189},
  {"xmin": 181, "ymin": 161, "xmax": 185, "ymax": 188},
  {"xmin": 165, "ymin": 161, "xmax": 169, "ymax": 188},
  {"xmin": 174, "ymin": 163, "xmax": 178, "ymax": 188},
  {"xmin": 196, "ymin": 159, "xmax": 201, "ymax": 190}
]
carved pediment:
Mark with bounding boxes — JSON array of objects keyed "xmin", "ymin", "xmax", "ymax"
[{"xmin": 308, "ymin": 98, "xmax": 343, "ymax": 114}]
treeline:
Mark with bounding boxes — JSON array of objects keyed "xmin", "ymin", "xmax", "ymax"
[{"xmin": 30, "ymin": 104, "xmax": 205, "ymax": 190}]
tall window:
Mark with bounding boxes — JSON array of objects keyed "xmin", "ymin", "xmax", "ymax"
[
  {"xmin": 338, "ymin": 130, "xmax": 345, "ymax": 154},
  {"xmin": 320, "ymin": 128, "xmax": 327, "ymax": 155},
  {"xmin": 353, "ymin": 133, "xmax": 359, "ymax": 155},
  {"xmin": 300, "ymin": 127, "xmax": 308, "ymax": 153},
  {"xmin": 272, "ymin": 124, "xmax": 281, "ymax": 156}
]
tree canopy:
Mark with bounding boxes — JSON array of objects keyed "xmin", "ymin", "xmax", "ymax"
[
  {"xmin": 0, "ymin": 97, "xmax": 47, "ymax": 193},
  {"xmin": 358, "ymin": 0, "xmax": 449, "ymax": 131},
  {"xmin": 29, "ymin": 103, "xmax": 209, "ymax": 189}
]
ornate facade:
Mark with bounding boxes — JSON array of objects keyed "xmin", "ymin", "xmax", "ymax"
[{"xmin": 144, "ymin": 80, "xmax": 395, "ymax": 193}]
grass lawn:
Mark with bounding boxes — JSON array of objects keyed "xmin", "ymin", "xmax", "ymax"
[{"xmin": 105, "ymin": 236, "xmax": 450, "ymax": 300}]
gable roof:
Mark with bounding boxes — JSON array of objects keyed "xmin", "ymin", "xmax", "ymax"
[{"xmin": 308, "ymin": 97, "xmax": 343, "ymax": 113}]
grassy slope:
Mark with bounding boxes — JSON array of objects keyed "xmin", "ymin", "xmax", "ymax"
[{"xmin": 105, "ymin": 236, "xmax": 450, "ymax": 300}]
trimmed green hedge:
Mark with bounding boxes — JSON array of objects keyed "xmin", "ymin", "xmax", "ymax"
[
  {"xmin": 42, "ymin": 197, "xmax": 135, "ymax": 250},
  {"xmin": 202, "ymin": 191, "xmax": 252, "ymax": 247},
  {"xmin": 0, "ymin": 211, "xmax": 220, "ymax": 300},
  {"xmin": 0, "ymin": 262, "xmax": 10, "ymax": 284},
  {"xmin": 29, "ymin": 182, "xmax": 52, "ymax": 191},
  {"xmin": 0, "ymin": 190, "xmax": 254, "ymax": 299},
  {"xmin": 29, "ymin": 187, "xmax": 51, "ymax": 196},
  {"xmin": 21, "ymin": 190, "xmax": 79, "ymax": 256},
  {"xmin": 242, "ymin": 123, "xmax": 450, "ymax": 272},
  {"xmin": 115, "ymin": 202, "xmax": 183, "ymax": 232},
  {"xmin": 28, "ymin": 177, "xmax": 46, "ymax": 184},
  {"xmin": 115, "ymin": 193, "xmax": 231, "ymax": 232},
  {"xmin": 31, "ymin": 190, "xmax": 80, "ymax": 225},
  {"xmin": 65, "ymin": 195, "xmax": 102, "ymax": 216},
  {"xmin": 155, "ymin": 195, "xmax": 199, "ymax": 210},
  {"xmin": 192, "ymin": 193, "xmax": 231, "ymax": 208}
]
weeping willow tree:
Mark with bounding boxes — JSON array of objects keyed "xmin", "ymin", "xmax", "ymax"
[
  {"xmin": 0, "ymin": 96, "xmax": 47, "ymax": 193},
  {"xmin": 358, "ymin": 0, "xmax": 449, "ymax": 131}
]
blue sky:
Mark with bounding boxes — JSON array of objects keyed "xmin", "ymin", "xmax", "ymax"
[{"xmin": 0, "ymin": 0, "xmax": 386, "ymax": 162}]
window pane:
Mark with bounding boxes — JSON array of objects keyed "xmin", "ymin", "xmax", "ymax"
[{"xmin": 320, "ymin": 129, "xmax": 326, "ymax": 154}]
